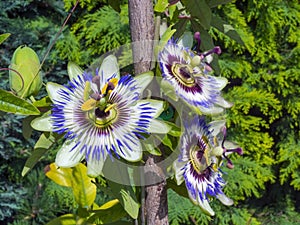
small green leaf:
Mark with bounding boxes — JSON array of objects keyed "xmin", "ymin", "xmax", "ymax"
[
  {"xmin": 22, "ymin": 116, "xmax": 35, "ymax": 140},
  {"xmin": 0, "ymin": 33, "xmax": 10, "ymax": 45},
  {"xmin": 45, "ymin": 214, "xmax": 78, "ymax": 225},
  {"xmin": 87, "ymin": 200, "xmax": 127, "ymax": 224},
  {"xmin": 154, "ymin": 0, "xmax": 169, "ymax": 13},
  {"xmin": 173, "ymin": 19, "xmax": 189, "ymax": 40},
  {"xmin": 0, "ymin": 89, "xmax": 40, "ymax": 115},
  {"xmin": 107, "ymin": 180, "xmax": 140, "ymax": 219},
  {"xmin": 45, "ymin": 163, "xmax": 73, "ymax": 187},
  {"xmin": 211, "ymin": 15, "xmax": 244, "ymax": 45},
  {"xmin": 72, "ymin": 163, "xmax": 97, "ymax": 208},
  {"xmin": 207, "ymin": 0, "xmax": 233, "ymax": 8},
  {"xmin": 183, "ymin": 0, "xmax": 211, "ymax": 29},
  {"xmin": 33, "ymin": 96, "xmax": 52, "ymax": 108},
  {"xmin": 22, "ymin": 133, "xmax": 56, "ymax": 176},
  {"xmin": 108, "ymin": 0, "xmax": 121, "ymax": 12}
]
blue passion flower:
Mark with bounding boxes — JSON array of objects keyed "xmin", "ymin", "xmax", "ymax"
[
  {"xmin": 173, "ymin": 116, "xmax": 242, "ymax": 216},
  {"xmin": 47, "ymin": 56, "xmax": 168, "ymax": 177},
  {"xmin": 158, "ymin": 38, "xmax": 232, "ymax": 114}
]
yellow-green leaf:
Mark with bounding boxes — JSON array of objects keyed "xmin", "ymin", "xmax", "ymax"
[
  {"xmin": 46, "ymin": 214, "xmax": 80, "ymax": 225},
  {"xmin": 72, "ymin": 163, "xmax": 97, "ymax": 207},
  {"xmin": 0, "ymin": 33, "xmax": 10, "ymax": 45},
  {"xmin": 0, "ymin": 89, "xmax": 40, "ymax": 115},
  {"xmin": 87, "ymin": 200, "xmax": 127, "ymax": 224},
  {"xmin": 45, "ymin": 163, "xmax": 73, "ymax": 187}
]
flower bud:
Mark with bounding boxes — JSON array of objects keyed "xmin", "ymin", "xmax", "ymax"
[{"xmin": 9, "ymin": 45, "xmax": 42, "ymax": 98}]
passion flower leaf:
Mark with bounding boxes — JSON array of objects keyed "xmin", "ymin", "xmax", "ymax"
[
  {"xmin": 0, "ymin": 33, "xmax": 10, "ymax": 45},
  {"xmin": 45, "ymin": 162, "xmax": 73, "ymax": 187},
  {"xmin": 45, "ymin": 214, "xmax": 78, "ymax": 225},
  {"xmin": 71, "ymin": 163, "xmax": 97, "ymax": 208},
  {"xmin": 22, "ymin": 133, "xmax": 56, "ymax": 176},
  {"xmin": 87, "ymin": 199, "xmax": 127, "ymax": 224},
  {"xmin": 183, "ymin": 0, "xmax": 211, "ymax": 29},
  {"xmin": 107, "ymin": 180, "xmax": 140, "ymax": 219},
  {"xmin": 0, "ymin": 89, "xmax": 40, "ymax": 115}
]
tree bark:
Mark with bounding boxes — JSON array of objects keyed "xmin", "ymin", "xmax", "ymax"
[
  {"xmin": 128, "ymin": 1, "xmax": 169, "ymax": 224},
  {"xmin": 128, "ymin": 0, "xmax": 155, "ymax": 75}
]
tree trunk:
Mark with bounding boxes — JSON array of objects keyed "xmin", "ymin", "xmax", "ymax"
[{"xmin": 128, "ymin": 1, "xmax": 169, "ymax": 224}]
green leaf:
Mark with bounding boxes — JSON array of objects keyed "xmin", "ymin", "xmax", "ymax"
[
  {"xmin": 32, "ymin": 96, "xmax": 52, "ymax": 108},
  {"xmin": 211, "ymin": 15, "xmax": 244, "ymax": 45},
  {"xmin": 0, "ymin": 89, "xmax": 40, "ymax": 115},
  {"xmin": 22, "ymin": 133, "xmax": 56, "ymax": 176},
  {"xmin": 22, "ymin": 116, "xmax": 35, "ymax": 140},
  {"xmin": 87, "ymin": 200, "xmax": 127, "ymax": 224},
  {"xmin": 183, "ymin": 0, "xmax": 211, "ymax": 29},
  {"xmin": 154, "ymin": 0, "xmax": 169, "ymax": 13},
  {"xmin": 107, "ymin": 180, "xmax": 140, "ymax": 219},
  {"xmin": 108, "ymin": 0, "xmax": 121, "ymax": 12},
  {"xmin": 0, "ymin": 33, "xmax": 10, "ymax": 45},
  {"xmin": 72, "ymin": 163, "xmax": 97, "ymax": 208},
  {"xmin": 173, "ymin": 19, "xmax": 189, "ymax": 40},
  {"xmin": 206, "ymin": 0, "xmax": 233, "ymax": 8},
  {"xmin": 45, "ymin": 162, "xmax": 73, "ymax": 187},
  {"xmin": 46, "ymin": 214, "xmax": 78, "ymax": 225}
]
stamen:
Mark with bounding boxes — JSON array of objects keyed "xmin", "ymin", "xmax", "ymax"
[
  {"xmin": 203, "ymin": 46, "xmax": 222, "ymax": 57},
  {"xmin": 226, "ymin": 147, "xmax": 243, "ymax": 155},
  {"xmin": 104, "ymin": 103, "xmax": 117, "ymax": 113}
]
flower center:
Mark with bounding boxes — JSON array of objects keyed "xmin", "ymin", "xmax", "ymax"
[
  {"xmin": 171, "ymin": 63, "xmax": 195, "ymax": 87},
  {"xmin": 88, "ymin": 103, "xmax": 118, "ymax": 128},
  {"xmin": 190, "ymin": 136, "xmax": 211, "ymax": 174}
]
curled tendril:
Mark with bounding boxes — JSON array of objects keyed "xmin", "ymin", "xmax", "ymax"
[{"xmin": 0, "ymin": 67, "xmax": 24, "ymax": 94}]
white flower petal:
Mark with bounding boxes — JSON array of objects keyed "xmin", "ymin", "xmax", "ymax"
[
  {"xmin": 87, "ymin": 153, "xmax": 107, "ymax": 177},
  {"xmin": 117, "ymin": 137, "xmax": 143, "ymax": 162},
  {"xmin": 137, "ymin": 99, "xmax": 164, "ymax": 118},
  {"xmin": 215, "ymin": 96, "xmax": 233, "ymax": 108},
  {"xmin": 147, "ymin": 119, "xmax": 171, "ymax": 134},
  {"xmin": 214, "ymin": 76, "xmax": 228, "ymax": 90},
  {"xmin": 216, "ymin": 193, "xmax": 234, "ymax": 206},
  {"xmin": 67, "ymin": 62, "xmax": 83, "ymax": 80},
  {"xmin": 197, "ymin": 196, "xmax": 215, "ymax": 216},
  {"xmin": 55, "ymin": 140, "xmax": 84, "ymax": 167},
  {"xmin": 173, "ymin": 160, "xmax": 185, "ymax": 185},
  {"xmin": 46, "ymin": 82, "xmax": 67, "ymax": 102},
  {"xmin": 208, "ymin": 120, "xmax": 226, "ymax": 136},
  {"xmin": 99, "ymin": 55, "xmax": 120, "ymax": 89},
  {"xmin": 134, "ymin": 71, "xmax": 154, "ymax": 92},
  {"xmin": 31, "ymin": 113, "xmax": 53, "ymax": 132}
]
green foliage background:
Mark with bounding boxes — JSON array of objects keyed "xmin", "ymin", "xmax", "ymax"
[{"xmin": 0, "ymin": 0, "xmax": 299, "ymax": 224}]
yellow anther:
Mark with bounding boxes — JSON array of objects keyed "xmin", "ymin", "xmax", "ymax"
[
  {"xmin": 104, "ymin": 103, "xmax": 117, "ymax": 113},
  {"xmin": 81, "ymin": 98, "xmax": 97, "ymax": 111}
]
